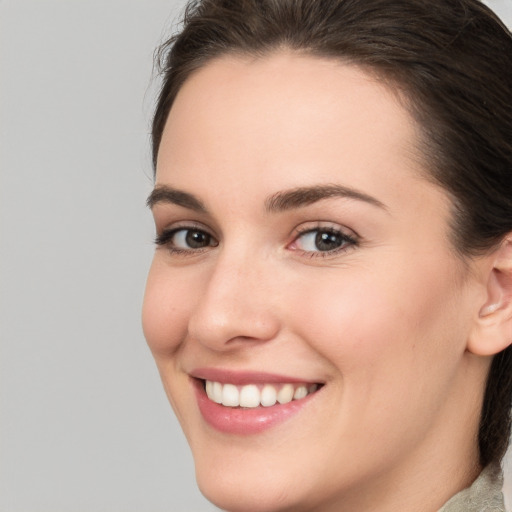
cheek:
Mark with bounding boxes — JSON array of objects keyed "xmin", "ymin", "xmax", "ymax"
[
  {"xmin": 286, "ymin": 259, "xmax": 466, "ymax": 384},
  {"xmin": 142, "ymin": 258, "xmax": 195, "ymax": 357},
  {"xmin": 281, "ymin": 261, "xmax": 470, "ymax": 460}
]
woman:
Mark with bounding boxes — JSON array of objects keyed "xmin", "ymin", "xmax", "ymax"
[{"xmin": 142, "ymin": 0, "xmax": 512, "ymax": 510}]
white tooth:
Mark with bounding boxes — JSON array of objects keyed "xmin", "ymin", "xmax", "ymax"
[
  {"xmin": 239, "ymin": 384, "xmax": 261, "ymax": 408},
  {"xmin": 293, "ymin": 385, "xmax": 308, "ymax": 400},
  {"xmin": 212, "ymin": 381, "xmax": 223, "ymax": 404},
  {"xmin": 222, "ymin": 383, "xmax": 240, "ymax": 407},
  {"xmin": 260, "ymin": 384, "xmax": 277, "ymax": 407},
  {"xmin": 207, "ymin": 380, "xmax": 316, "ymax": 407},
  {"xmin": 277, "ymin": 384, "xmax": 294, "ymax": 404},
  {"xmin": 205, "ymin": 380, "xmax": 213, "ymax": 399}
]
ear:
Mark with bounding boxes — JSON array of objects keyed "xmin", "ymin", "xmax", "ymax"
[{"xmin": 467, "ymin": 237, "xmax": 512, "ymax": 356}]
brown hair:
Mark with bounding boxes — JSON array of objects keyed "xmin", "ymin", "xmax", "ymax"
[{"xmin": 151, "ymin": 0, "xmax": 512, "ymax": 466}]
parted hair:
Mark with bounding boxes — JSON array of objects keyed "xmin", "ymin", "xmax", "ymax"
[{"xmin": 151, "ymin": 0, "xmax": 512, "ymax": 466}]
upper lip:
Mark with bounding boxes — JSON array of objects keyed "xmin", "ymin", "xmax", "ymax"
[{"xmin": 190, "ymin": 367, "xmax": 322, "ymax": 386}]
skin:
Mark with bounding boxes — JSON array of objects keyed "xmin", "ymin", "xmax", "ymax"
[{"xmin": 142, "ymin": 53, "xmax": 497, "ymax": 511}]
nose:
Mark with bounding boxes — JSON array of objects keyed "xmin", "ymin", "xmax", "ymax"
[{"xmin": 187, "ymin": 250, "xmax": 281, "ymax": 351}]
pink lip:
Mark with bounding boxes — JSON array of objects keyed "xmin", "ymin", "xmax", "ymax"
[
  {"xmin": 191, "ymin": 369, "xmax": 321, "ymax": 435},
  {"xmin": 190, "ymin": 367, "xmax": 318, "ymax": 385}
]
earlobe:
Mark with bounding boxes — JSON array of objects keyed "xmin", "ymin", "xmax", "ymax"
[{"xmin": 468, "ymin": 237, "xmax": 512, "ymax": 356}]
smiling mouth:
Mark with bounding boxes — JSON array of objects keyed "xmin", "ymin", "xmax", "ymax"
[{"xmin": 203, "ymin": 380, "xmax": 321, "ymax": 408}]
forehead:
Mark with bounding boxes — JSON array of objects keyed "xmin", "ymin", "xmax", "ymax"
[{"xmin": 156, "ymin": 52, "xmax": 434, "ymax": 213}]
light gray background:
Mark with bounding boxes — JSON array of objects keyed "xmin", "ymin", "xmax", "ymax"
[{"xmin": 1, "ymin": 1, "xmax": 511, "ymax": 511}]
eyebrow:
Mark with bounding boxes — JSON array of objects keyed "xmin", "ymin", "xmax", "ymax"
[
  {"xmin": 146, "ymin": 185, "xmax": 208, "ymax": 213},
  {"xmin": 265, "ymin": 184, "xmax": 387, "ymax": 212},
  {"xmin": 147, "ymin": 183, "xmax": 387, "ymax": 214}
]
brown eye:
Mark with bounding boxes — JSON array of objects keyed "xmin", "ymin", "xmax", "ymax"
[
  {"xmin": 183, "ymin": 229, "xmax": 212, "ymax": 249},
  {"xmin": 155, "ymin": 227, "xmax": 218, "ymax": 252},
  {"xmin": 170, "ymin": 228, "xmax": 216, "ymax": 250},
  {"xmin": 295, "ymin": 229, "xmax": 353, "ymax": 253},
  {"xmin": 314, "ymin": 231, "xmax": 345, "ymax": 251}
]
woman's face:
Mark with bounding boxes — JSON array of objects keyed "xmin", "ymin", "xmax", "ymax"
[{"xmin": 143, "ymin": 54, "xmax": 485, "ymax": 511}]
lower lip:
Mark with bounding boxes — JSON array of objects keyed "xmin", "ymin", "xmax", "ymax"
[{"xmin": 193, "ymin": 379, "xmax": 318, "ymax": 435}]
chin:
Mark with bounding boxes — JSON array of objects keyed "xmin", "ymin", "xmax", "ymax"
[
  {"xmin": 198, "ymin": 475, "xmax": 308, "ymax": 512},
  {"xmin": 191, "ymin": 443, "xmax": 339, "ymax": 512}
]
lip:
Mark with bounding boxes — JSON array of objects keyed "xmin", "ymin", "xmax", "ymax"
[
  {"xmin": 191, "ymin": 368, "xmax": 321, "ymax": 435},
  {"xmin": 190, "ymin": 367, "xmax": 319, "ymax": 386}
]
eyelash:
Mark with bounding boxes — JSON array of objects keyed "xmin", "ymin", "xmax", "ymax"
[
  {"xmin": 290, "ymin": 225, "xmax": 359, "ymax": 258},
  {"xmin": 154, "ymin": 225, "xmax": 218, "ymax": 255},
  {"xmin": 154, "ymin": 224, "xmax": 358, "ymax": 258}
]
